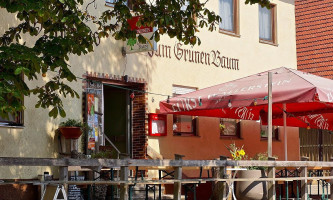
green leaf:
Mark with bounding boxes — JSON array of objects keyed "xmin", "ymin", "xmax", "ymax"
[
  {"xmin": 59, "ymin": 107, "xmax": 66, "ymax": 118},
  {"xmin": 137, "ymin": 35, "xmax": 146, "ymax": 44},
  {"xmin": 14, "ymin": 68, "xmax": 22, "ymax": 75},
  {"xmin": 61, "ymin": 17, "xmax": 68, "ymax": 22},
  {"xmin": 49, "ymin": 107, "xmax": 58, "ymax": 118}
]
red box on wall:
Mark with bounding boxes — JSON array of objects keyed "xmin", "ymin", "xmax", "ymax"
[{"xmin": 148, "ymin": 113, "xmax": 167, "ymax": 136}]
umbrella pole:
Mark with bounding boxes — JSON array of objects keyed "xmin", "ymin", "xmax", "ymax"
[
  {"xmin": 283, "ymin": 103, "xmax": 288, "ymax": 161},
  {"xmin": 268, "ymin": 72, "xmax": 273, "ymax": 158}
]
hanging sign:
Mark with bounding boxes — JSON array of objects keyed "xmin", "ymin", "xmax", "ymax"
[{"xmin": 125, "ymin": 16, "xmax": 157, "ymax": 54}]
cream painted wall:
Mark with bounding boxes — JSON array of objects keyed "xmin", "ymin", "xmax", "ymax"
[
  {"xmin": 135, "ymin": 0, "xmax": 297, "ymax": 154},
  {"xmin": 0, "ymin": 0, "xmax": 296, "ymax": 179},
  {"xmin": 0, "ymin": 1, "xmax": 128, "ymax": 179}
]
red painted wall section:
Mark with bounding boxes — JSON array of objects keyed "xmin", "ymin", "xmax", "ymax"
[{"xmin": 154, "ymin": 116, "xmax": 300, "ymax": 163}]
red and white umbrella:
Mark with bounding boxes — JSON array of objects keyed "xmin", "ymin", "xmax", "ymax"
[
  {"xmin": 160, "ymin": 67, "xmax": 333, "ymax": 131},
  {"xmin": 160, "ymin": 67, "xmax": 333, "ymax": 160}
]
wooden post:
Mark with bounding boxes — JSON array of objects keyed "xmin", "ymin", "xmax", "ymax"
[
  {"xmin": 212, "ymin": 156, "xmax": 227, "ymax": 200},
  {"xmin": 330, "ymin": 157, "xmax": 333, "ymax": 200},
  {"xmin": 59, "ymin": 166, "xmax": 68, "ymax": 192},
  {"xmin": 301, "ymin": 156, "xmax": 309, "ymax": 200},
  {"xmin": 268, "ymin": 72, "xmax": 273, "ymax": 157},
  {"xmin": 120, "ymin": 154, "xmax": 130, "ymax": 200},
  {"xmin": 174, "ymin": 154, "xmax": 184, "ymax": 200},
  {"xmin": 267, "ymin": 156, "xmax": 276, "ymax": 200}
]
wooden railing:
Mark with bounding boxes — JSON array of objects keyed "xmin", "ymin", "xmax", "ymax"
[{"xmin": 0, "ymin": 156, "xmax": 333, "ymax": 200}]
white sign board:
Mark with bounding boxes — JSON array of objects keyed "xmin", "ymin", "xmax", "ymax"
[{"xmin": 125, "ymin": 16, "xmax": 157, "ymax": 54}]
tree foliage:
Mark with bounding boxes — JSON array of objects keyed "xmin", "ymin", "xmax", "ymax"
[{"xmin": 0, "ymin": 0, "xmax": 270, "ymax": 119}]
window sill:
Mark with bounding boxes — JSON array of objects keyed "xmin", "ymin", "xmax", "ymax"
[
  {"xmin": 220, "ymin": 136, "xmax": 242, "ymax": 140},
  {"xmin": 219, "ymin": 29, "xmax": 240, "ymax": 38},
  {"xmin": 260, "ymin": 137, "xmax": 280, "ymax": 141},
  {"xmin": 0, "ymin": 125, "xmax": 24, "ymax": 129},
  {"xmin": 173, "ymin": 134, "xmax": 200, "ymax": 137},
  {"xmin": 259, "ymin": 39, "xmax": 278, "ymax": 47}
]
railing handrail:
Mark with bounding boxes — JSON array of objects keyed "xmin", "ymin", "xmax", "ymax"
[
  {"xmin": 103, "ymin": 134, "xmax": 121, "ymax": 159},
  {"xmin": 1, "ymin": 157, "xmax": 333, "ymax": 168}
]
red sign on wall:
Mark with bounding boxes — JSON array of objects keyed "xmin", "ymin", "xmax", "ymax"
[
  {"xmin": 127, "ymin": 16, "xmax": 153, "ymax": 34},
  {"xmin": 148, "ymin": 113, "xmax": 167, "ymax": 136}
]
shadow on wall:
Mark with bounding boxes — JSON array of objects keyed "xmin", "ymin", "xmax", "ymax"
[
  {"xmin": 0, "ymin": 184, "xmax": 38, "ymax": 200},
  {"xmin": 279, "ymin": 0, "xmax": 294, "ymax": 5},
  {"xmin": 156, "ymin": 117, "xmax": 300, "ymax": 162}
]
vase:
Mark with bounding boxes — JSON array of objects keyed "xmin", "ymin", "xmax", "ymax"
[
  {"xmin": 235, "ymin": 169, "xmax": 267, "ymax": 200},
  {"xmin": 59, "ymin": 127, "xmax": 82, "ymax": 139}
]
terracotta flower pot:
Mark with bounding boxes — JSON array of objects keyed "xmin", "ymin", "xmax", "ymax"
[
  {"xmin": 59, "ymin": 127, "xmax": 82, "ymax": 139},
  {"xmin": 235, "ymin": 170, "xmax": 268, "ymax": 200}
]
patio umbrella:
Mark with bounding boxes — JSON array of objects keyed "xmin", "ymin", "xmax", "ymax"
[{"xmin": 159, "ymin": 67, "xmax": 333, "ymax": 159}]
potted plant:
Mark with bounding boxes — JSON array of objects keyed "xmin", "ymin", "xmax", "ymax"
[
  {"xmin": 235, "ymin": 152, "xmax": 270, "ymax": 200},
  {"xmin": 59, "ymin": 119, "xmax": 86, "ymax": 139},
  {"xmin": 226, "ymin": 143, "xmax": 271, "ymax": 200}
]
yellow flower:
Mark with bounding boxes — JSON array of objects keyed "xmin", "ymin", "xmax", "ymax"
[{"xmin": 239, "ymin": 149, "xmax": 245, "ymax": 156}]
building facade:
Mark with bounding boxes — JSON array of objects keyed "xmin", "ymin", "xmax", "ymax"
[
  {"xmin": 295, "ymin": 0, "xmax": 333, "ymax": 161},
  {"xmin": 0, "ymin": 0, "xmax": 298, "ymax": 198},
  {"xmin": 295, "ymin": 0, "xmax": 333, "ymax": 79}
]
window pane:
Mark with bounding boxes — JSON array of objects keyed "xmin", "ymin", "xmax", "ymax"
[
  {"xmin": 106, "ymin": 0, "xmax": 115, "ymax": 4},
  {"xmin": 219, "ymin": 0, "xmax": 234, "ymax": 31},
  {"xmin": 152, "ymin": 120, "xmax": 166, "ymax": 134},
  {"xmin": 220, "ymin": 118, "xmax": 238, "ymax": 136},
  {"xmin": 172, "ymin": 85, "xmax": 197, "ymax": 136},
  {"xmin": 259, "ymin": 6, "xmax": 272, "ymax": 41},
  {"xmin": 181, "ymin": 0, "xmax": 189, "ymax": 11},
  {"xmin": 173, "ymin": 115, "xmax": 193, "ymax": 133},
  {"xmin": 261, "ymin": 125, "xmax": 278, "ymax": 139},
  {"xmin": 0, "ymin": 113, "xmax": 22, "ymax": 126}
]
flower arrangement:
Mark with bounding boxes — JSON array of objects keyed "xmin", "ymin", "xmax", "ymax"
[
  {"xmin": 248, "ymin": 152, "xmax": 278, "ymax": 170},
  {"xmin": 219, "ymin": 123, "xmax": 225, "ymax": 131},
  {"xmin": 226, "ymin": 142, "xmax": 246, "ymax": 160}
]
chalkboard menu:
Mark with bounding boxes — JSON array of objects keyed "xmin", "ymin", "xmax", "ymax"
[{"xmin": 68, "ymin": 176, "xmax": 85, "ymax": 200}]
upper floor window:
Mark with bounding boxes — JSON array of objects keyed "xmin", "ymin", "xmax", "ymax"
[
  {"xmin": 181, "ymin": 0, "xmax": 189, "ymax": 11},
  {"xmin": 219, "ymin": 0, "xmax": 239, "ymax": 35},
  {"xmin": 106, "ymin": 0, "xmax": 115, "ymax": 6},
  {"xmin": 106, "ymin": 0, "xmax": 133, "ymax": 9},
  {"xmin": 259, "ymin": 4, "xmax": 277, "ymax": 44},
  {"xmin": 172, "ymin": 85, "xmax": 198, "ymax": 136}
]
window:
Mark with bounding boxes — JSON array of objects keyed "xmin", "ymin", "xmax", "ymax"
[
  {"xmin": 0, "ymin": 74, "xmax": 24, "ymax": 127},
  {"xmin": 219, "ymin": 0, "xmax": 239, "ymax": 35},
  {"xmin": 172, "ymin": 85, "xmax": 197, "ymax": 136},
  {"xmin": 105, "ymin": 0, "xmax": 132, "ymax": 8},
  {"xmin": 220, "ymin": 118, "xmax": 240, "ymax": 138},
  {"xmin": 105, "ymin": 0, "xmax": 115, "ymax": 6},
  {"xmin": 259, "ymin": 4, "xmax": 277, "ymax": 44},
  {"xmin": 181, "ymin": 1, "xmax": 198, "ymax": 24},
  {"xmin": 0, "ymin": 112, "xmax": 23, "ymax": 127},
  {"xmin": 261, "ymin": 125, "xmax": 279, "ymax": 140},
  {"xmin": 181, "ymin": 0, "xmax": 189, "ymax": 11}
]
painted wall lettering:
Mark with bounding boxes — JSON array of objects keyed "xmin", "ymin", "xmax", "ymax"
[{"xmin": 149, "ymin": 43, "xmax": 239, "ymax": 70}]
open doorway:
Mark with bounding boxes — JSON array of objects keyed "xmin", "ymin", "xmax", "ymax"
[{"xmin": 103, "ymin": 85, "xmax": 132, "ymax": 157}]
